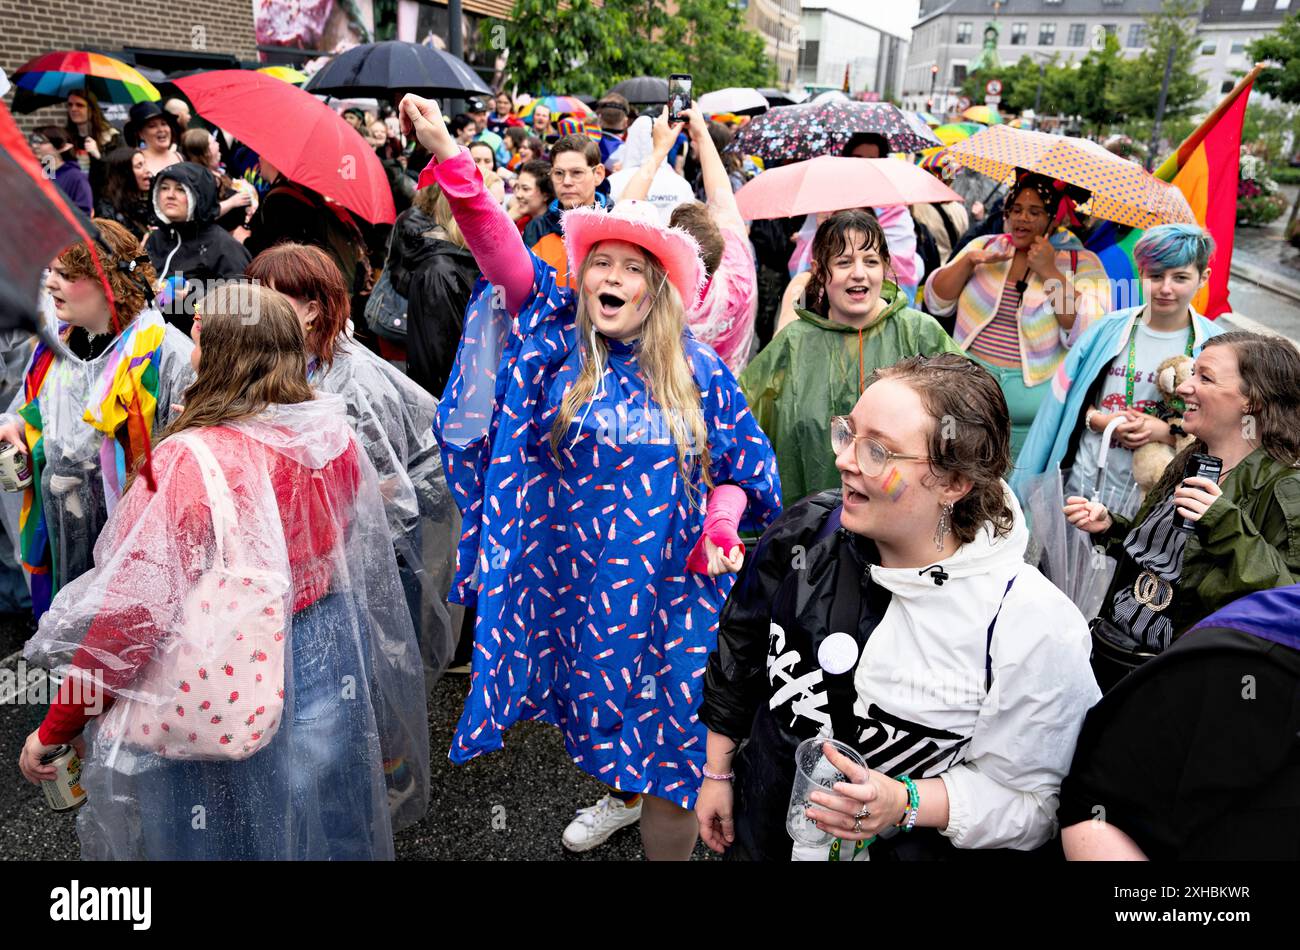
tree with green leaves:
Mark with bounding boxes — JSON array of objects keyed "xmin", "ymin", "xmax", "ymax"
[
  {"xmin": 490, "ymin": 0, "xmax": 654, "ymax": 96},
  {"xmin": 1249, "ymin": 11, "xmax": 1300, "ymax": 103},
  {"xmin": 1113, "ymin": 0, "xmax": 1208, "ymax": 123},
  {"xmin": 490, "ymin": 0, "xmax": 772, "ymax": 98},
  {"xmin": 1247, "ymin": 12, "xmax": 1300, "ymax": 233},
  {"xmin": 655, "ymin": 0, "xmax": 775, "ymax": 91},
  {"xmin": 960, "ymin": 55, "xmax": 1070, "ymax": 117},
  {"xmin": 1061, "ymin": 32, "xmax": 1127, "ymax": 136}
]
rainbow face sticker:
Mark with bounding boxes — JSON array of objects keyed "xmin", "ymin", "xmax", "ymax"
[{"xmin": 880, "ymin": 467, "xmax": 907, "ymax": 502}]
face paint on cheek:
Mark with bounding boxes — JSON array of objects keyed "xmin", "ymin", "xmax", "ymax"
[
  {"xmin": 631, "ymin": 285, "xmax": 652, "ymax": 318},
  {"xmin": 880, "ymin": 467, "xmax": 908, "ymax": 502}
]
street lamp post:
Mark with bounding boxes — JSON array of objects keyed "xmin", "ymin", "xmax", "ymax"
[
  {"xmin": 1147, "ymin": 42, "xmax": 1177, "ymax": 172},
  {"xmin": 927, "ymin": 63, "xmax": 938, "ymax": 112},
  {"xmin": 1032, "ymin": 62, "xmax": 1045, "ymax": 125}
]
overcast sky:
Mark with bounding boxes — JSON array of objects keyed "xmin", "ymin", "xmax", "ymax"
[{"xmin": 820, "ymin": 0, "xmax": 923, "ymax": 39}]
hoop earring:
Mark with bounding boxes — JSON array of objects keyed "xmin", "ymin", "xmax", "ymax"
[{"xmin": 933, "ymin": 502, "xmax": 954, "ymax": 551}]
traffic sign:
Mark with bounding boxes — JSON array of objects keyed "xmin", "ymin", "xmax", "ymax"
[
  {"xmin": 985, "ymin": 79, "xmax": 1002, "ymax": 96},
  {"xmin": 956, "ymin": 95, "xmax": 972, "ymax": 110}
]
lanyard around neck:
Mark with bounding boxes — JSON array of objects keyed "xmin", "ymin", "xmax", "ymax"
[{"xmin": 1125, "ymin": 315, "xmax": 1195, "ymax": 408}]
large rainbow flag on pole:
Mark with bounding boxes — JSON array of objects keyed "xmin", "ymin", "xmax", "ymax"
[{"xmin": 1086, "ymin": 63, "xmax": 1263, "ymax": 318}]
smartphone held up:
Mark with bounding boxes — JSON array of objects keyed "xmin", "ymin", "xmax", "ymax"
[{"xmin": 668, "ymin": 74, "xmax": 692, "ymax": 123}]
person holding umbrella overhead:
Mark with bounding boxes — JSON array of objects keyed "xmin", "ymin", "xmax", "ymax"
[
  {"xmin": 64, "ymin": 88, "xmax": 122, "ymax": 195},
  {"xmin": 740, "ymin": 209, "xmax": 962, "ymax": 508},
  {"xmin": 530, "ymin": 102, "xmax": 554, "ymax": 141},
  {"xmin": 923, "ymin": 170, "xmax": 1110, "ymax": 462}
]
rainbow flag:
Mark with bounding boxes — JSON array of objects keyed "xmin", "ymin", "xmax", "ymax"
[{"xmin": 1086, "ymin": 65, "xmax": 1261, "ymax": 318}]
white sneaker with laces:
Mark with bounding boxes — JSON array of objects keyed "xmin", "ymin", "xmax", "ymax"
[{"xmin": 561, "ymin": 794, "xmax": 642, "ymax": 853}]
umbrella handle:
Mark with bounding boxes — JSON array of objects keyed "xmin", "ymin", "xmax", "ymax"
[{"xmin": 1091, "ymin": 416, "xmax": 1127, "ymax": 502}]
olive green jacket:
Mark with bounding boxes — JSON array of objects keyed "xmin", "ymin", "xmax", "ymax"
[
  {"xmin": 738, "ymin": 283, "xmax": 962, "ymax": 508},
  {"xmin": 1102, "ymin": 447, "xmax": 1300, "ymax": 638}
]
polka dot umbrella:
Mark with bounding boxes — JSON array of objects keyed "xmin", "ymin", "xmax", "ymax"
[{"xmin": 945, "ymin": 124, "xmax": 1196, "ymax": 229}]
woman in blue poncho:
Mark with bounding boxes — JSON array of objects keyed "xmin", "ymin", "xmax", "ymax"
[{"xmin": 401, "ymin": 95, "xmax": 782, "ymax": 860}]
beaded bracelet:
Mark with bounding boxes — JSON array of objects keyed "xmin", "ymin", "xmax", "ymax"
[
  {"xmin": 702, "ymin": 766, "xmax": 734, "ymax": 781},
  {"xmin": 896, "ymin": 775, "xmax": 919, "ymax": 832}
]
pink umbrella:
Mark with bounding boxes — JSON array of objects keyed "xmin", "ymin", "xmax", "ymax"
[
  {"xmin": 736, "ymin": 155, "xmax": 961, "ymax": 220},
  {"xmin": 174, "ymin": 70, "xmax": 395, "ymax": 225}
]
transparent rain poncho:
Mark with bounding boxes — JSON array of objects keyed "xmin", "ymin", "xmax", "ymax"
[
  {"xmin": 309, "ymin": 341, "xmax": 459, "ymax": 682},
  {"xmin": 24, "ymin": 396, "xmax": 431, "ymax": 860},
  {"xmin": 0, "ymin": 308, "xmax": 195, "ymax": 612}
]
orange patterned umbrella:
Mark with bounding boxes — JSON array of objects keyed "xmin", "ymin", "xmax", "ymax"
[{"xmin": 945, "ymin": 124, "xmax": 1195, "ymax": 229}]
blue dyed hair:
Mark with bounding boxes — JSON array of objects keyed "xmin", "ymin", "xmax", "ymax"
[{"xmin": 1133, "ymin": 224, "xmax": 1215, "ymax": 275}]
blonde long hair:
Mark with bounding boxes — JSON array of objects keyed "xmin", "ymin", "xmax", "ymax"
[{"xmin": 548, "ymin": 249, "xmax": 712, "ymax": 504}]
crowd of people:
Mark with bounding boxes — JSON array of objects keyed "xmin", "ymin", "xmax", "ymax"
[{"xmin": 7, "ymin": 77, "xmax": 1300, "ymax": 863}]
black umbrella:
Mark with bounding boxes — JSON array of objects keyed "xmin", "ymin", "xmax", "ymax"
[
  {"xmin": 608, "ymin": 76, "xmax": 669, "ymax": 104},
  {"xmin": 758, "ymin": 88, "xmax": 807, "ymax": 108},
  {"xmin": 304, "ymin": 41, "xmax": 491, "ymax": 99}
]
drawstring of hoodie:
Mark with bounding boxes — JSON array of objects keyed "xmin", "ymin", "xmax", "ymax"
[
  {"xmin": 570, "ymin": 272, "xmax": 668, "ymax": 448},
  {"xmin": 571, "ymin": 325, "xmax": 608, "ymax": 450},
  {"xmin": 858, "ymin": 327, "xmax": 865, "ymax": 394}
]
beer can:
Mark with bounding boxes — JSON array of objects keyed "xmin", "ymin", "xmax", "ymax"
[
  {"xmin": 0, "ymin": 442, "xmax": 32, "ymax": 492},
  {"xmin": 39, "ymin": 745, "xmax": 87, "ymax": 811}
]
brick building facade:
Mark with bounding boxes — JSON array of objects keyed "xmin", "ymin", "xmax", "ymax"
[{"xmin": 1, "ymin": 0, "xmax": 259, "ymax": 127}]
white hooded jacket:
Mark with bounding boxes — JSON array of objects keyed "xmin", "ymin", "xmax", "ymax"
[{"xmin": 850, "ymin": 487, "xmax": 1101, "ymax": 851}]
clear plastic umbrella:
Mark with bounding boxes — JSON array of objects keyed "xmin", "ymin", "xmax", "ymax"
[{"xmin": 1022, "ymin": 417, "xmax": 1142, "ymax": 620}]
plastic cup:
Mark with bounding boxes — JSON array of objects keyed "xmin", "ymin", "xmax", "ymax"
[{"xmin": 786, "ymin": 736, "xmax": 867, "ymax": 847}]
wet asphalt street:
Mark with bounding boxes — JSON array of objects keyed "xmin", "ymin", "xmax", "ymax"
[{"xmin": 0, "ymin": 622, "xmax": 713, "ymax": 860}]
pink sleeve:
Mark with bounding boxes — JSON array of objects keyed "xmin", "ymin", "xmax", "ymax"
[
  {"xmin": 417, "ymin": 149, "xmax": 535, "ymax": 314},
  {"xmin": 685, "ymin": 483, "xmax": 749, "ymax": 573}
]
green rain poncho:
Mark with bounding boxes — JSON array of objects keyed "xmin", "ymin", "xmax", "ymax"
[{"xmin": 739, "ymin": 284, "xmax": 963, "ymax": 508}]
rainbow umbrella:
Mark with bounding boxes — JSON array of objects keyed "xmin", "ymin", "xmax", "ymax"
[
  {"xmin": 933, "ymin": 122, "xmax": 984, "ymax": 147},
  {"xmin": 961, "ymin": 105, "xmax": 1003, "ymax": 126},
  {"xmin": 917, "ymin": 148, "xmax": 950, "ymax": 174},
  {"xmin": 11, "ymin": 50, "xmax": 160, "ymax": 112},
  {"xmin": 257, "ymin": 65, "xmax": 308, "ymax": 85},
  {"xmin": 518, "ymin": 95, "xmax": 595, "ymax": 120},
  {"xmin": 913, "ymin": 110, "xmax": 941, "ymax": 127}
]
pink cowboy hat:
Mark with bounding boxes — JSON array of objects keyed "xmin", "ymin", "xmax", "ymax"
[{"xmin": 562, "ymin": 200, "xmax": 705, "ymax": 305}]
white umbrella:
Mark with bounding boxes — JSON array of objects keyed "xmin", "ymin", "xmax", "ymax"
[{"xmin": 697, "ymin": 87, "xmax": 769, "ymax": 116}]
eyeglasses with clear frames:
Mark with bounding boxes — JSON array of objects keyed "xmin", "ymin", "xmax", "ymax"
[
  {"xmin": 551, "ymin": 167, "xmax": 592, "ymax": 183},
  {"xmin": 829, "ymin": 416, "xmax": 933, "ymax": 477}
]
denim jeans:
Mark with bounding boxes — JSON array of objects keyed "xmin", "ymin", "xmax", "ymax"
[{"xmin": 131, "ymin": 591, "xmax": 387, "ymax": 860}]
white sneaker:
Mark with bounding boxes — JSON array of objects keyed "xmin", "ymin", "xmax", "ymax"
[{"xmin": 561, "ymin": 794, "xmax": 642, "ymax": 853}]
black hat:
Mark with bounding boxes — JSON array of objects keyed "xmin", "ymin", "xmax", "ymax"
[
  {"xmin": 124, "ymin": 101, "xmax": 180, "ymax": 148},
  {"xmin": 1009, "ymin": 168, "xmax": 1091, "ymax": 228}
]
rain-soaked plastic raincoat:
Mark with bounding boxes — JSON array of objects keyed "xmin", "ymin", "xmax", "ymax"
[
  {"xmin": 737, "ymin": 285, "xmax": 962, "ymax": 508},
  {"xmin": 25, "ymin": 396, "xmax": 431, "ymax": 860},
  {"xmin": 0, "ymin": 307, "xmax": 194, "ymax": 618},
  {"xmin": 308, "ymin": 341, "xmax": 458, "ymax": 679}
]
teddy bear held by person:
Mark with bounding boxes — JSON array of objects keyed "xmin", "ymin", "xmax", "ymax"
[{"xmin": 1131, "ymin": 353, "xmax": 1196, "ymax": 499}]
